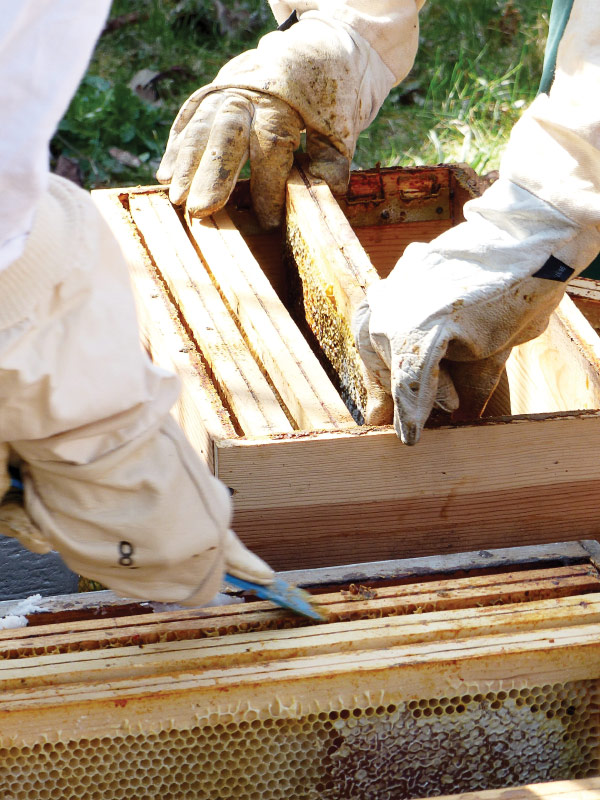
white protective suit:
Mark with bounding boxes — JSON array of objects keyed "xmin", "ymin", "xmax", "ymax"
[
  {"xmin": 0, "ymin": 1, "xmax": 273, "ymax": 603},
  {"xmin": 0, "ymin": 0, "xmax": 428, "ymax": 601},
  {"xmin": 354, "ymin": 0, "xmax": 600, "ymax": 442}
]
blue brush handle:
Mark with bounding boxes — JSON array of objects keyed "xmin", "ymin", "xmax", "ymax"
[
  {"xmin": 224, "ymin": 573, "xmax": 326, "ymax": 621},
  {"xmin": 3, "ymin": 478, "xmax": 325, "ymax": 622}
]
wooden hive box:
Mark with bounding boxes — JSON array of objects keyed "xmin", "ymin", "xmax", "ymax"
[
  {"xmin": 1, "ymin": 540, "xmax": 599, "ymax": 799},
  {"xmin": 92, "ymin": 166, "xmax": 600, "ymax": 572}
]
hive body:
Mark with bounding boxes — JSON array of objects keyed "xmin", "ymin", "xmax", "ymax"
[
  {"xmin": 92, "ymin": 170, "xmax": 600, "ymax": 571},
  {"xmin": 1, "ymin": 542, "xmax": 599, "ymax": 799}
]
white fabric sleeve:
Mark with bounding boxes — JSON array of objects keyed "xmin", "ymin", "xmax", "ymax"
[
  {"xmin": 0, "ymin": 0, "xmax": 111, "ymax": 273},
  {"xmin": 0, "ymin": 175, "xmax": 233, "ymax": 605},
  {"xmin": 501, "ymin": 0, "xmax": 600, "ymax": 230}
]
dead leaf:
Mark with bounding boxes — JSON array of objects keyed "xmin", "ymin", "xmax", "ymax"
[
  {"xmin": 128, "ymin": 66, "xmax": 192, "ymax": 103},
  {"xmin": 53, "ymin": 154, "xmax": 83, "ymax": 186},
  {"xmin": 490, "ymin": 1, "xmax": 522, "ymax": 43},
  {"xmin": 128, "ymin": 69, "xmax": 162, "ymax": 103},
  {"xmin": 109, "ymin": 147, "xmax": 141, "ymax": 168},
  {"xmin": 103, "ymin": 12, "xmax": 147, "ymax": 35}
]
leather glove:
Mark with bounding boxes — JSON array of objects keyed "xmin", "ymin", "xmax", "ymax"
[
  {"xmin": 16, "ymin": 415, "xmax": 274, "ymax": 607},
  {"xmin": 354, "ymin": 179, "xmax": 600, "ymax": 445},
  {"xmin": 157, "ymin": 14, "xmax": 399, "ymax": 228},
  {"xmin": 0, "ymin": 449, "xmax": 273, "ymax": 601},
  {"xmin": 2, "ymin": 453, "xmax": 273, "ymax": 603}
]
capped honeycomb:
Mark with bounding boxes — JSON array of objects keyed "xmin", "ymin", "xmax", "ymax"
[
  {"xmin": 0, "ymin": 679, "xmax": 598, "ymax": 800},
  {"xmin": 286, "ymin": 219, "xmax": 367, "ymax": 423},
  {"xmin": 285, "ymin": 221, "xmax": 368, "ymax": 420}
]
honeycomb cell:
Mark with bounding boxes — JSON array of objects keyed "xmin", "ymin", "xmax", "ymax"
[{"xmin": 0, "ymin": 679, "xmax": 598, "ymax": 800}]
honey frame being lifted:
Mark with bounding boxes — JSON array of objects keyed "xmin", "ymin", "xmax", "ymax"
[{"xmin": 92, "ymin": 165, "xmax": 600, "ymax": 571}]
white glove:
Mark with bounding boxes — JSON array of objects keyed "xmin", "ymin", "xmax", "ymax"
[
  {"xmin": 223, "ymin": 528, "xmax": 274, "ymax": 585},
  {"xmin": 0, "ymin": 445, "xmax": 273, "ymax": 603},
  {"xmin": 354, "ymin": 179, "xmax": 600, "ymax": 445},
  {"xmin": 157, "ymin": 13, "xmax": 399, "ymax": 228}
]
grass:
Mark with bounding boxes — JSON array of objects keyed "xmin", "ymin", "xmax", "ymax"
[
  {"xmin": 52, "ymin": 0, "xmax": 552, "ymax": 189},
  {"xmin": 354, "ymin": 0, "xmax": 552, "ymax": 173}
]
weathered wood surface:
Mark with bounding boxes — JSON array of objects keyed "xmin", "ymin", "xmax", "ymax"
[
  {"xmin": 2, "ymin": 558, "xmax": 600, "ymax": 688},
  {"xmin": 129, "ymin": 192, "xmax": 293, "ymax": 436},
  {"xmin": 92, "ymin": 189, "xmax": 235, "ymax": 469},
  {"xmin": 569, "ymin": 276, "xmax": 600, "ymax": 334},
  {"xmin": 0, "ymin": 539, "xmax": 591, "ymax": 621},
  {"xmin": 281, "ymin": 539, "xmax": 600, "ymax": 587},
  {"xmin": 186, "ymin": 207, "xmax": 354, "ymax": 431},
  {"xmin": 2, "ymin": 565, "xmax": 597, "ymax": 659},
  {"xmin": 216, "ymin": 413, "xmax": 600, "ymax": 569},
  {"xmin": 353, "ymin": 219, "xmax": 453, "ymax": 278},
  {"xmin": 1, "ymin": 539, "xmax": 597, "ymax": 799},
  {"xmin": 94, "ymin": 179, "xmax": 600, "ymax": 572},
  {"xmin": 286, "ymin": 165, "xmax": 381, "ymax": 418},
  {"xmin": 507, "ymin": 293, "xmax": 600, "ymax": 414},
  {"xmin": 2, "ymin": 609, "xmax": 600, "ymax": 741},
  {"xmin": 332, "ymin": 163, "xmax": 466, "ymax": 279},
  {"xmin": 2, "ymin": 591, "xmax": 600, "ymax": 692}
]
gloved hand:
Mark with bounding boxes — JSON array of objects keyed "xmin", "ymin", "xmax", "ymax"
[
  {"xmin": 223, "ymin": 528, "xmax": 274, "ymax": 585},
  {"xmin": 354, "ymin": 178, "xmax": 600, "ymax": 445},
  {"xmin": 14, "ymin": 414, "xmax": 274, "ymax": 607},
  {"xmin": 0, "ymin": 451, "xmax": 273, "ymax": 597},
  {"xmin": 157, "ymin": 13, "xmax": 401, "ymax": 228}
]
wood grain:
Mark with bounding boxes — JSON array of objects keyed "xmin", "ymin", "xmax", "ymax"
[
  {"xmin": 186, "ymin": 207, "xmax": 354, "ymax": 431},
  {"xmin": 129, "ymin": 192, "xmax": 292, "ymax": 436},
  {"xmin": 215, "ymin": 413, "xmax": 600, "ymax": 569},
  {"xmin": 92, "ymin": 189, "xmax": 236, "ymax": 468},
  {"xmin": 507, "ymin": 294, "xmax": 600, "ymax": 414}
]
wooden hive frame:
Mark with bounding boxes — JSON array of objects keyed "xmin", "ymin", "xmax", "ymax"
[
  {"xmin": 1, "ymin": 541, "xmax": 599, "ymax": 800},
  {"xmin": 428, "ymin": 779, "xmax": 600, "ymax": 800},
  {"xmin": 92, "ymin": 169, "xmax": 600, "ymax": 571}
]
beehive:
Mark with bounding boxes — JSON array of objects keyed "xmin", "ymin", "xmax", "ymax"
[
  {"xmin": 0, "ymin": 540, "xmax": 599, "ymax": 799},
  {"xmin": 92, "ymin": 169, "xmax": 600, "ymax": 571},
  {"xmin": 284, "ymin": 162, "xmax": 478, "ymax": 418}
]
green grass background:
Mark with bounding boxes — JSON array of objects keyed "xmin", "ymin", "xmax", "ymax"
[{"xmin": 52, "ymin": 0, "xmax": 553, "ymax": 189}]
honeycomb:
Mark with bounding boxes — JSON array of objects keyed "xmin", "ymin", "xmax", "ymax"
[
  {"xmin": 1, "ymin": 679, "xmax": 597, "ymax": 800},
  {"xmin": 285, "ymin": 222, "xmax": 367, "ymax": 421}
]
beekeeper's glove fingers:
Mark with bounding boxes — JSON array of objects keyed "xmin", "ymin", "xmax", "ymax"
[
  {"xmin": 385, "ymin": 328, "xmax": 460, "ymax": 446},
  {"xmin": 354, "ymin": 298, "xmax": 459, "ymax": 436},
  {"xmin": 158, "ymin": 89, "xmax": 303, "ymax": 230},
  {"xmin": 224, "ymin": 528, "xmax": 274, "ymax": 586}
]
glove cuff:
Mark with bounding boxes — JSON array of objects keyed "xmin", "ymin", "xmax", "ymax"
[
  {"xmin": 216, "ymin": 18, "xmax": 396, "ymax": 158},
  {"xmin": 162, "ymin": 17, "xmax": 396, "ymax": 169}
]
